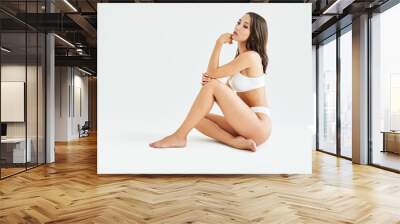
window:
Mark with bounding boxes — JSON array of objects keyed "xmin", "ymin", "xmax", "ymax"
[
  {"xmin": 318, "ymin": 36, "xmax": 337, "ymax": 154},
  {"xmin": 340, "ymin": 29, "xmax": 352, "ymax": 158},
  {"xmin": 0, "ymin": 1, "xmax": 47, "ymax": 179},
  {"xmin": 371, "ymin": 3, "xmax": 400, "ymax": 171}
]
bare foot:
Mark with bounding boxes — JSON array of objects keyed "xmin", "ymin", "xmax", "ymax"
[
  {"xmin": 149, "ymin": 134, "xmax": 187, "ymax": 148},
  {"xmin": 233, "ymin": 136, "xmax": 257, "ymax": 152}
]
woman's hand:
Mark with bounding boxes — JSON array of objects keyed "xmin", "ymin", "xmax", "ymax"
[
  {"xmin": 217, "ymin": 33, "xmax": 233, "ymax": 45},
  {"xmin": 201, "ymin": 72, "xmax": 215, "ymax": 86}
]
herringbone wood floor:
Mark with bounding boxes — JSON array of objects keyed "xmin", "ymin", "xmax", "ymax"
[{"xmin": 1, "ymin": 134, "xmax": 400, "ymax": 224}]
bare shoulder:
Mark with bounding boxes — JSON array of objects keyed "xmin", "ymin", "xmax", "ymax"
[
  {"xmin": 240, "ymin": 51, "xmax": 263, "ymax": 76},
  {"xmin": 241, "ymin": 51, "xmax": 262, "ymax": 64},
  {"xmin": 247, "ymin": 50, "xmax": 262, "ymax": 60}
]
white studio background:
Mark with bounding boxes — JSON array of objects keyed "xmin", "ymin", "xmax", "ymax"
[{"xmin": 98, "ymin": 3, "xmax": 312, "ymax": 174}]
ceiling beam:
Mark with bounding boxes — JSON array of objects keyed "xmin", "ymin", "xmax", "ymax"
[
  {"xmin": 55, "ymin": 55, "xmax": 96, "ymax": 71},
  {"xmin": 322, "ymin": 0, "xmax": 356, "ymax": 14},
  {"xmin": 67, "ymin": 13, "xmax": 97, "ymax": 40}
]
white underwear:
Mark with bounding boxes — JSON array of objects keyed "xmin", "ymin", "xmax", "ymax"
[{"xmin": 250, "ymin": 106, "xmax": 271, "ymax": 117}]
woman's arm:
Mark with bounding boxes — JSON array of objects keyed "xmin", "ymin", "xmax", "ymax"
[
  {"xmin": 206, "ymin": 41, "xmax": 223, "ymax": 74},
  {"xmin": 207, "ymin": 51, "xmax": 258, "ymax": 79},
  {"xmin": 207, "ymin": 33, "xmax": 231, "ymax": 73}
]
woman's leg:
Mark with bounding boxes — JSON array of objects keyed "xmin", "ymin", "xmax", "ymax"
[
  {"xmin": 195, "ymin": 116, "xmax": 256, "ymax": 151},
  {"xmin": 203, "ymin": 113, "xmax": 239, "ymax": 136},
  {"xmin": 149, "ymin": 80, "xmax": 218, "ymax": 148},
  {"xmin": 149, "ymin": 79, "xmax": 267, "ymax": 149}
]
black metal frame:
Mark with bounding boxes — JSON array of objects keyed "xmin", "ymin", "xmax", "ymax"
[
  {"xmin": 0, "ymin": 0, "xmax": 47, "ymax": 180},
  {"xmin": 0, "ymin": 20, "xmax": 2, "ymax": 179},
  {"xmin": 336, "ymin": 26, "xmax": 341, "ymax": 158},
  {"xmin": 367, "ymin": 10, "xmax": 373, "ymax": 166},
  {"xmin": 36, "ymin": 0, "xmax": 39, "ymax": 168},
  {"xmin": 44, "ymin": 0, "xmax": 47, "ymax": 165},
  {"xmin": 25, "ymin": 1, "xmax": 28, "ymax": 172},
  {"xmin": 316, "ymin": 44, "xmax": 319, "ymax": 151}
]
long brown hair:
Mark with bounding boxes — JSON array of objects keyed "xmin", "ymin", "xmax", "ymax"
[{"xmin": 235, "ymin": 12, "xmax": 269, "ymax": 74}]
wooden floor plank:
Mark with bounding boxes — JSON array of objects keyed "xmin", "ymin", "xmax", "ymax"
[{"xmin": 1, "ymin": 134, "xmax": 400, "ymax": 223}]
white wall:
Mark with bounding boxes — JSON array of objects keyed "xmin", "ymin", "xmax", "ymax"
[
  {"xmin": 1, "ymin": 82, "xmax": 24, "ymax": 122},
  {"xmin": 55, "ymin": 67, "xmax": 89, "ymax": 141},
  {"xmin": 1, "ymin": 65, "xmax": 41, "ymax": 138},
  {"xmin": 1, "ymin": 66, "xmax": 26, "ymax": 128},
  {"xmin": 98, "ymin": 3, "xmax": 313, "ymax": 174},
  {"xmin": 72, "ymin": 72, "xmax": 89, "ymax": 138},
  {"xmin": 55, "ymin": 66, "xmax": 69, "ymax": 141}
]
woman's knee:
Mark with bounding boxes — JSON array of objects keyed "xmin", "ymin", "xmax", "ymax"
[
  {"xmin": 205, "ymin": 113, "xmax": 215, "ymax": 120},
  {"xmin": 203, "ymin": 79, "xmax": 222, "ymax": 90},
  {"xmin": 195, "ymin": 118, "xmax": 208, "ymax": 130},
  {"xmin": 253, "ymin": 130, "xmax": 271, "ymax": 146}
]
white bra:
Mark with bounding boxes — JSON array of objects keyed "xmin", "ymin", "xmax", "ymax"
[{"xmin": 228, "ymin": 72, "xmax": 266, "ymax": 92}]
